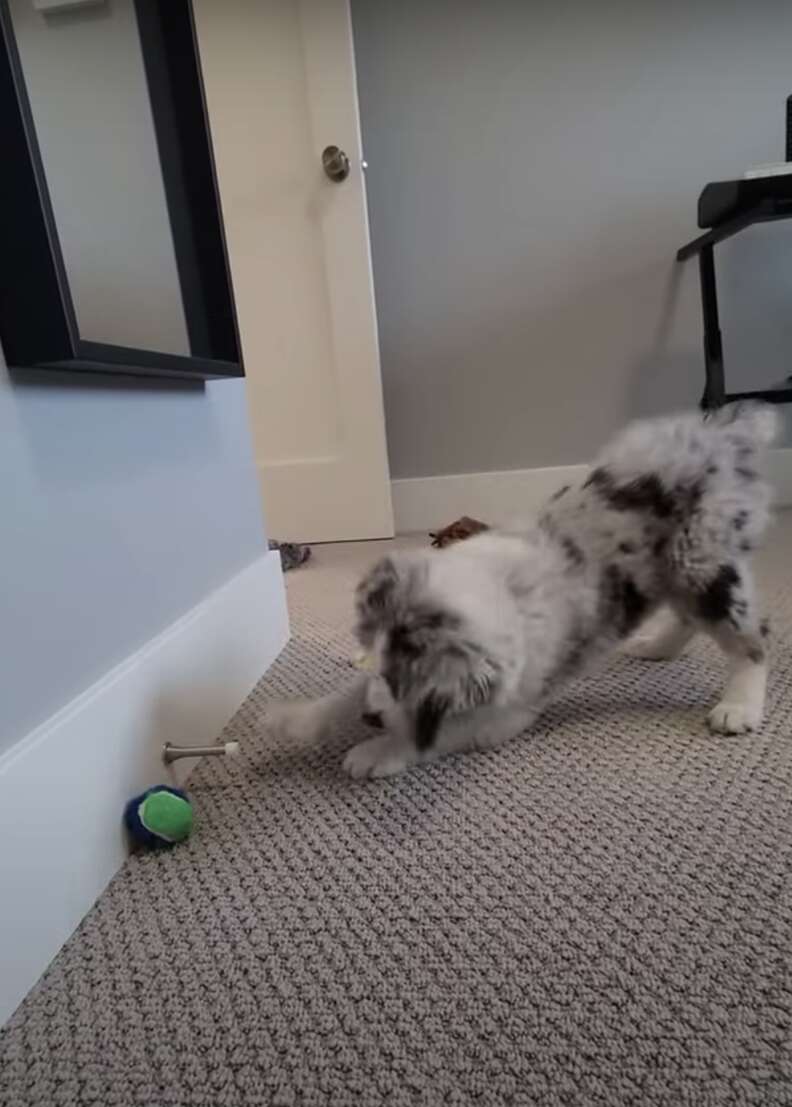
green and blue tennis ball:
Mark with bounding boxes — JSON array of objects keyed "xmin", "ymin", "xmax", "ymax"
[{"xmin": 124, "ymin": 785, "xmax": 193, "ymax": 849}]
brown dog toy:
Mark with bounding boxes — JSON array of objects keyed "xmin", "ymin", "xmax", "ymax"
[{"xmin": 429, "ymin": 515, "xmax": 489, "ymax": 548}]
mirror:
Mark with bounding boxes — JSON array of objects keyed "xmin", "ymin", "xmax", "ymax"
[
  {"xmin": 9, "ymin": 0, "xmax": 189, "ymax": 355},
  {"xmin": 0, "ymin": 0, "xmax": 242, "ymax": 380}
]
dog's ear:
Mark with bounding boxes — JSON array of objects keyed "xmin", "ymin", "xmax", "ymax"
[
  {"xmin": 355, "ymin": 557, "xmax": 401, "ymax": 644},
  {"xmin": 356, "ymin": 556, "xmax": 398, "ymax": 613},
  {"xmin": 406, "ymin": 639, "xmax": 500, "ymax": 751}
]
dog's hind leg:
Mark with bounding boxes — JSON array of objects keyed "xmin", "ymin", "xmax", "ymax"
[
  {"xmin": 705, "ymin": 614, "xmax": 768, "ymax": 736},
  {"xmin": 675, "ymin": 563, "xmax": 768, "ymax": 735},
  {"xmin": 623, "ymin": 606, "xmax": 697, "ymax": 661}
]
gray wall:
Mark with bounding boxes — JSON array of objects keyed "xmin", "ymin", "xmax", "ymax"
[
  {"xmin": 353, "ymin": 0, "xmax": 792, "ymax": 479},
  {"xmin": 0, "ymin": 352, "xmax": 266, "ymax": 754},
  {"xmin": 9, "ymin": 0, "xmax": 189, "ymax": 355}
]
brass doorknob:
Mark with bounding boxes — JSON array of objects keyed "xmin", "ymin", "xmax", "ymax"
[{"xmin": 322, "ymin": 145, "xmax": 350, "ymax": 182}]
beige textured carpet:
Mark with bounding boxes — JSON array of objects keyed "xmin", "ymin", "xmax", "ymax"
[{"xmin": 2, "ymin": 525, "xmax": 792, "ymax": 1107}]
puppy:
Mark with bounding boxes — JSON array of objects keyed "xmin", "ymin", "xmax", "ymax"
[{"xmin": 272, "ymin": 405, "xmax": 777, "ymax": 778}]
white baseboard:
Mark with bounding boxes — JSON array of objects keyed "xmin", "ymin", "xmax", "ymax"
[
  {"xmin": 0, "ymin": 550, "xmax": 288, "ymax": 1027},
  {"xmin": 392, "ymin": 448, "xmax": 792, "ymax": 533},
  {"xmin": 392, "ymin": 463, "xmax": 587, "ymax": 533}
]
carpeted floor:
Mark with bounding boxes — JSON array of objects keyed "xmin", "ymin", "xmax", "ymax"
[{"xmin": 2, "ymin": 521, "xmax": 792, "ymax": 1107}]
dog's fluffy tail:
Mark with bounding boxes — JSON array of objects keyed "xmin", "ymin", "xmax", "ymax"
[
  {"xmin": 665, "ymin": 403, "xmax": 778, "ymax": 580},
  {"xmin": 707, "ymin": 401, "xmax": 780, "ymax": 449}
]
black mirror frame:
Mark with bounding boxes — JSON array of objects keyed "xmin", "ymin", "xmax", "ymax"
[{"xmin": 0, "ymin": 0, "xmax": 244, "ymax": 381}]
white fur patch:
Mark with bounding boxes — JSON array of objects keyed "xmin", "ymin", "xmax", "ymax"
[
  {"xmin": 623, "ymin": 607, "xmax": 695, "ymax": 661},
  {"xmin": 708, "ymin": 659, "xmax": 767, "ymax": 735}
]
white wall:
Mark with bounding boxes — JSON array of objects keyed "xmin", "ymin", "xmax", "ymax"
[
  {"xmin": 0, "ymin": 4, "xmax": 292, "ymax": 1027},
  {"xmin": 0, "ymin": 355, "xmax": 267, "ymax": 756},
  {"xmin": 0, "ymin": 340, "xmax": 286, "ymax": 1025},
  {"xmin": 353, "ymin": 0, "xmax": 792, "ymax": 479},
  {"xmin": 10, "ymin": 0, "xmax": 189, "ymax": 354}
]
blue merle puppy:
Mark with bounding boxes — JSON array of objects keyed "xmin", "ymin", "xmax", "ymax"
[{"xmin": 272, "ymin": 405, "xmax": 777, "ymax": 779}]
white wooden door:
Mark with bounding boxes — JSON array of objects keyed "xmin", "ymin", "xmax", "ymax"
[{"xmin": 194, "ymin": 0, "xmax": 393, "ymax": 543}]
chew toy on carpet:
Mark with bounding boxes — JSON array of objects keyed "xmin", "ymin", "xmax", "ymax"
[
  {"xmin": 269, "ymin": 540, "xmax": 311, "ymax": 571},
  {"xmin": 429, "ymin": 515, "xmax": 489, "ymax": 548}
]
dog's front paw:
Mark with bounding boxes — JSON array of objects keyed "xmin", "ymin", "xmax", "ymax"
[
  {"xmin": 708, "ymin": 700, "xmax": 763, "ymax": 735},
  {"xmin": 343, "ymin": 735, "xmax": 413, "ymax": 780},
  {"xmin": 268, "ymin": 701, "xmax": 325, "ymax": 744}
]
